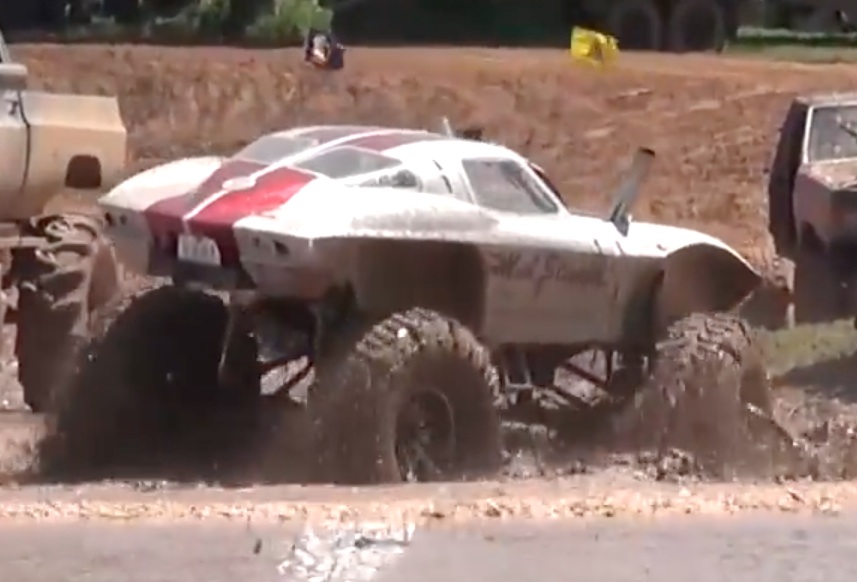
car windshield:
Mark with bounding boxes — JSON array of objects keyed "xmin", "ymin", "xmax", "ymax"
[
  {"xmin": 463, "ymin": 158, "xmax": 559, "ymax": 214},
  {"xmin": 293, "ymin": 146, "xmax": 400, "ymax": 179},
  {"xmin": 234, "ymin": 135, "xmax": 319, "ymax": 164},
  {"xmin": 807, "ymin": 103, "xmax": 857, "ymax": 163}
]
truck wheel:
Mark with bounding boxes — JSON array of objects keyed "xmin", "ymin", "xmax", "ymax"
[
  {"xmin": 309, "ymin": 308, "xmax": 504, "ymax": 484},
  {"xmin": 666, "ymin": 0, "xmax": 729, "ymax": 52},
  {"xmin": 44, "ymin": 285, "xmax": 258, "ymax": 475},
  {"xmin": 606, "ymin": 0, "xmax": 664, "ymax": 50},
  {"xmin": 616, "ymin": 312, "xmax": 773, "ymax": 477},
  {"xmin": 793, "ymin": 247, "xmax": 848, "ymax": 324},
  {"xmin": 15, "ymin": 214, "xmax": 118, "ymax": 413}
]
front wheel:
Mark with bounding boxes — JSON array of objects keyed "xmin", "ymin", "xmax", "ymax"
[
  {"xmin": 309, "ymin": 308, "xmax": 504, "ymax": 484},
  {"xmin": 614, "ymin": 312, "xmax": 774, "ymax": 477}
]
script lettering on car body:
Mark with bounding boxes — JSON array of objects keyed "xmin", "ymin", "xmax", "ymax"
[{"xmin": 485, "ymin": 249, "xmax": 606, "ymax": 296}]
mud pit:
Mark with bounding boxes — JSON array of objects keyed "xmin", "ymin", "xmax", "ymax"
[{"xmin": 7, "ymin": 45, "xmax": 857, "ymax": 487}]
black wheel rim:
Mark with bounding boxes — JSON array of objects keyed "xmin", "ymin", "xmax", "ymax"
[{"xmin": 395, "ymin": 391, "xmax": 456, "ymax": 482}]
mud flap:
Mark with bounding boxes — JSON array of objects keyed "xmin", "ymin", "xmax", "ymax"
[{"xmin": 738, "ymin": 255, "xmax": 795, "ymax": 330}]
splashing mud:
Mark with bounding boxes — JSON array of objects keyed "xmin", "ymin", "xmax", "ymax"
[{"xmin": 13, "ymin": 328, "xmax": 857, "ymax": 489}]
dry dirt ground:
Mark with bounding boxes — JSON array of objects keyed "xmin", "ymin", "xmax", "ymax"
[{"xmin": 3, "ymin": 45, "xmax": 857, "ymax": 491}]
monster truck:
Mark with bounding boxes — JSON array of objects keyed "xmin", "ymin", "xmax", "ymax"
[
  {"xmin": 56, "ymin": 123, "xmax": 771, "ymax": 482},
  {"xmin": 768, "ymin": 92, "xmax": 857, "ymax": 323},
  {"xmin": 0, "ymin": 29, "xmax": 126, "ymax": 412}
]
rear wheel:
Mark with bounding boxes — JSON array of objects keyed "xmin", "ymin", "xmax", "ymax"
[
  {"xmin": 15, "ymin": 214, "xmax": 118, "ymax": 413},
  {"xmin": 44, "ymin": 285, "xmax": 259, "ymax": 476},
  {"xmin": 793, "ymin": 245, "xmax": 849, "ymax": 324},
  {"xmin": 309, "ymin": 308, "xmax": 504, "ymax": 484}
]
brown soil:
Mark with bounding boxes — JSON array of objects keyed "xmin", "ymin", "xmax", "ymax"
[
  {"xmin": 19, "ymin": 45, "xmax": 857, "ymax": 259},
  {"xmin": 11, "ymin": 44, "xmax": 857, "ymax": 486}
]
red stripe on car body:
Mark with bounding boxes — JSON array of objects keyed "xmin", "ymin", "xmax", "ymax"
[
  {"xmin": 143, "ymin": 194, "xmax": 188, "ymax": 245},
  {"xmin": 187, "ymin": 159, "xmax": 265, "ymax": 207},
  {"xmin": 141, "ymin": 159, "xmax": 267, "ymax": 264},
  {"xmin": 298, "ymin": 126, "xmax": 381, "ymax": 143},
  {"xmin": 185, "ymin": 166, "xmax": 317, "ymax": 264},
  {"xmin": 337, "ymin": 131, "xmax": 442, "ymax": 152}
]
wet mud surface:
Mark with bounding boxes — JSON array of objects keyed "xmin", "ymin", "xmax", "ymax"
[
  {"xmin": 7, "ymin": 514, "xmax": 857, "ymax": 582},
  {"xmin": 0, "ymin": 332, "xmax": 855, "ymax": 490}
]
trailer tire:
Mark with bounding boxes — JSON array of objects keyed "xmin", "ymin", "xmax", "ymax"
[{"xmin": 666, "ymin": 0, "xmax": 729, "ymax": 52}]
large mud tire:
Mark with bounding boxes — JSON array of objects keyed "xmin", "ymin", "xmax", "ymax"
[
  {"xmin": 15, "ymin": 214, "xmax": 118, "ymax": 413},
  {"xmin": 617, "ymin": 313, "xmax": 773, "ymax": 477},
  {"xmin": 310, "ymin": 308, "xmax": 504, "ymax": 484},
  {"xmin": 43, "ymin": 284, "xmax": 255, "ymax": 476},
  {"xmin": 793, "ymin": 247, "xmax": 848, "ymax": 324}
]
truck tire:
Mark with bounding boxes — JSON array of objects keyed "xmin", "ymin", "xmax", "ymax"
[
  {"xmin": 665, "ymin": 0, "xmax": 729, "ymax": 52},
  {"xmin": 44, "ymin": 284, "xmax": 258, "ymax": 475},
  {"xmin": 310, "ymin": 308, "xmax": 504, "ymax": 484},
  {"xmin": 15, "ymin": 214, "xmax": 118, "ymax": 413},
  {"xmin": 616, "ymin": 312, "xmax": 773, "ymax": 477},
  {"xmin": 793, "ymin": 247, "xmax": 848, "ymax": 324},
  {"xmin": 606, "ymin": 0, "xmax": 664, "ymax": 50}
]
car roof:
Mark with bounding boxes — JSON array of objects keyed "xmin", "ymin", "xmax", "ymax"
[
  {"xmin": 797, "ymin": 92, "xmax": 857, "ymax": 108},
  {"xmin": 265, "ymin": 124, "xmax": 523, "ymax": 164}
]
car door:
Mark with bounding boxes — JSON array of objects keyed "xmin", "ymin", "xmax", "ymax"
[
  {"xmin": 768, "ymin": 99, "xmax": 807, "ymax": 255},
  {"xmin": 448, "ymin": 156, "xmax": 620, "ymax": 345},
  {"xmin": 0, "ymin": 63, "xmax": 28, "ymax": 206}
]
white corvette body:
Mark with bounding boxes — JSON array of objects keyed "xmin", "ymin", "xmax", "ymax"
[{"xmin": 100, "ymin": 125, "xmax": 760, "ymax": 349}]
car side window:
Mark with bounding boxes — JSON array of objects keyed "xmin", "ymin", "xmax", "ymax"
[
  {"xmin": 357, "ymin": 168, "xmax": 422, "ymax": 189},
  {"xmin": 462, "ymin": 158, "xmax": 559, "ymax": 214}
]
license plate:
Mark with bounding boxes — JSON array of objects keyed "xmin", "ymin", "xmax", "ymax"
[{"xmin": 177, "ymin": 234, "xmax": 221, "ymax": 266}]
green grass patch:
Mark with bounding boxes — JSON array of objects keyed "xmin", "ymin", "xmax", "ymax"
[
  {"xmin": 760, "ymin": 319, "xmax": 857, "ymax": 377},
  {"xmin": 728, "ymin": 26, "xmax": 857, "ymax": 63},
  {"xmin": 736, "ymin": 26, "xmax": 857, "ymax": 48}
]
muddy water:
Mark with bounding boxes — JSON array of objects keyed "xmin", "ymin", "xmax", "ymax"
[{"xmin": 2, "ymin": 513, "xmax": 857, "ymax": 582}]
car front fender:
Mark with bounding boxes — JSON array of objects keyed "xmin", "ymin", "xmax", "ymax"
[{"xmin": 655, "ymin": 242, "xmax": 761, "ymax": 331}]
